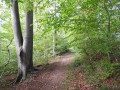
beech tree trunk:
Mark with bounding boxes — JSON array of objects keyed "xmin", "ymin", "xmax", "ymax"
[
  {"xmin": 53, "ymin": 2, "xmax": 57, "ymax": 57},
  {"xmin": 10, "ymin": 0, "xmax": 33, "ymax": 83},
  {"xmin": 23, "ymin": 3, "xmax": 33, "ymax": 70},
  {"xmin": 53, "ymin": 29, "xmax": 57, "ymax": 57}
]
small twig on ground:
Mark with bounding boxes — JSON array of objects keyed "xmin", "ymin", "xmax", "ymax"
[{"xmin": 0, "ymin": 37, "xmax": 14, "ymax": 78}]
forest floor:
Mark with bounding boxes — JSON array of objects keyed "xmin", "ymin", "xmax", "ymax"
[
  {"xmin": 0, "ymin": 52, "xmax": 74, "ymax": 90},
  {"xmin": 1, "ymin": 52, "xmax": 120, "ymax": 90}
]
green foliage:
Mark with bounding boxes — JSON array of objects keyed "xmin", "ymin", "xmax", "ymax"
[
  {"xmin": 98, "ymin": 60, "xmax": 114, "ymax": 79},
  {"xmin": 67, "ymin": 54, "xmax": 81, "ymax": 70},
  {"xmin": 33, "ymin": 57, "xmax": 49, "ymax": 66},
  {"xmin": 56, "ymin": 37, "xmax": 69, "ymax": 55},
  {"xmin": 0, "ymin": 77, "xmax": 7, "ymax": 86},
  {"xmin": 98, "ymin": 84, "xmax": 111, "ymax": 90},
  {"xmin": 66, "ymin": 73, "xmax": 76, "ymax": 80},
  {"xmin": 67, "ymin": 53, "xmax": 120, "ymax": 88},
  {"xmin": 64, "ymin": 1, "xmax": 120, "ymax": 87},
  {"xmin": 0, "ymin": 0, "xmax": 120, "ymax": 88}
]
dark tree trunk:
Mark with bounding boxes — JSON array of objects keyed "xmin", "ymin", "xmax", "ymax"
[{"xmin": 10, "ymin": 0, "xmax": 33, "ymax": 83}]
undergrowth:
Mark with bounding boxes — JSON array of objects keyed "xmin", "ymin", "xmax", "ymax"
[
  {"xmin": 0, "ymin": 54, "xmax": 50, "ymax": 86},
  {"xmin": 66, "ymin": 53, "xmax": 120, "ymax": 89}
]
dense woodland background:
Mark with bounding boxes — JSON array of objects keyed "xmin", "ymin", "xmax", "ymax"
[{"xmin": 0, "ymin": 0, "xmax": 120, "ymax": 89}]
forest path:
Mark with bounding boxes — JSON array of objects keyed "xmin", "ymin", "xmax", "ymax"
[{"xmin": 4, "ymin": 52, "xmax": 73, "ymax": 90}]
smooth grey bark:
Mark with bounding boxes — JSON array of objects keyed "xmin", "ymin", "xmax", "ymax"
[
  {"xmin": 10, "ymin": 0, "xmax": 33, "ymax": 83},
  {"xmin": 53, "ymin": 2, "xmax": 57, "ymax": 57},
  {"xmin": 23, "ymin": 6, "xmax": 33, "ymax": 70},
  {"xmin": 53, "ymin": 28, "xmax": 57, "ymax": 57}
]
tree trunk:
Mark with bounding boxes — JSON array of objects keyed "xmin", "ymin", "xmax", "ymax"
[
  {"xmin": 53, "ymin": 2, "xmax": 57, "ymax": 57},
  {"xmin": 10, "ymin": 0, "xmax": 33, "ymax": 83},
  {"xmin": 23, "ymin": 3, "xmax": 33, "ymax": 71},
  {"xmin": 53, "ymin": 28, "xmax": 57, "ymax": 57}
]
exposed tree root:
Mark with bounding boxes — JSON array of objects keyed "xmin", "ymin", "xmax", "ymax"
[
  {"xmin": 10, "ymin": 73, "xmax": 23, "ymax": 84},
  {"xmin": 10, "ymin": 67, "xmax": 38, "ymax": 84},
  {"xmin": 36, "ymin": 63, "xmax": 49, "ymax": 67}
]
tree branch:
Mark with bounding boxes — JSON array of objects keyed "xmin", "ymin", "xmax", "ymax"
[{"xmin": 0, "ymin": 37, "xmax": 14, "ymax": 78}]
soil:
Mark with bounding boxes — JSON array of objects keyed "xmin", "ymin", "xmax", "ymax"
[
  {"xmin": 1, "ymin": 52, "xmax": 119, "ymax": 90},
  {"xmin": 0, "ymin": 52, "xmax": 73, "ymax": 90}
]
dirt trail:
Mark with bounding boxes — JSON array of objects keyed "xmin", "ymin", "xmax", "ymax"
[{"xmin": 3, "ymin": 53, "xmax": 73, "ymax": 90}]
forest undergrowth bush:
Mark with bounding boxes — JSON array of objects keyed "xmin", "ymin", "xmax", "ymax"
[
  {"xmin": 67, "ymin": 51, "xmax": 120, "ymax": 89},
  {"xmin": 56, "ymin": 38, "xmax": 70, "ymax": 55}
]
